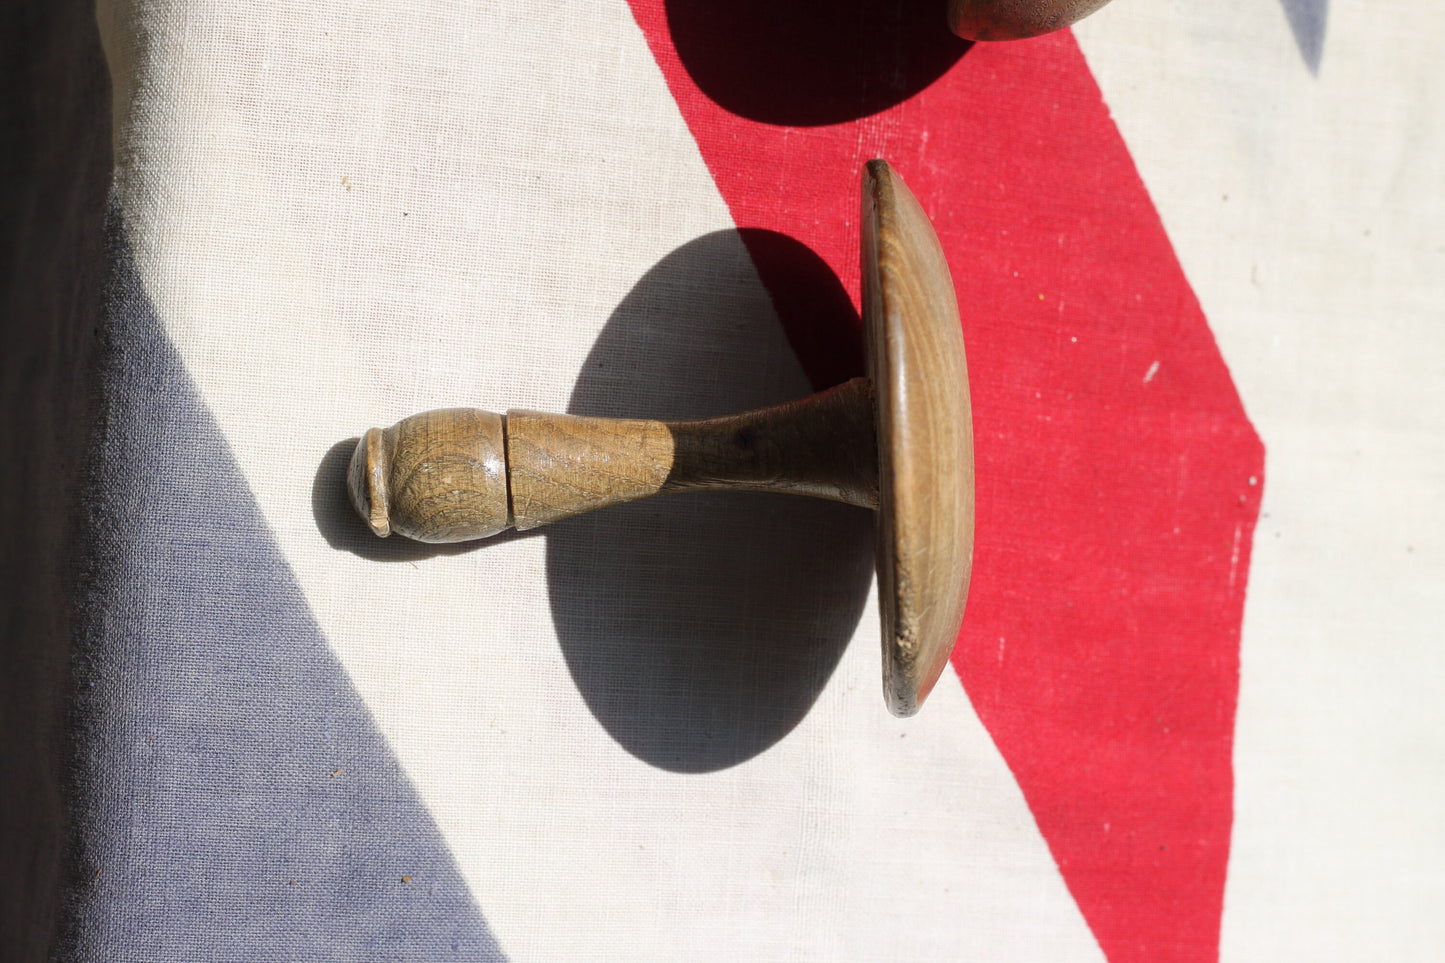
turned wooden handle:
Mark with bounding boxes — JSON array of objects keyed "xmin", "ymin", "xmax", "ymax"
[{"xmin": 349, "ymin": 377, "xmax": 878, "ymax": 544}]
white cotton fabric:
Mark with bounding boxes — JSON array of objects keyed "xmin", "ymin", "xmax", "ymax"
[
  {"xmin": 66, "ymin": 0, "xmax": 1445, "ymax": 958},
  {"xmin": 1076, "ymin": 2, "xmax": 1445, "ymax": 958},
  {"xmin": 95, "ymin": 0, "xmax": 1103, "ymax": 959}
]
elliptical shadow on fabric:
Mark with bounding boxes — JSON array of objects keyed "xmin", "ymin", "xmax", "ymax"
[
  {"xmin": 664, "ymin": 0, "xmax": 971, "ymax": 125},
  {"xmin": 546, "ymin": 230, "xmax": 874, "ymax": 773}
]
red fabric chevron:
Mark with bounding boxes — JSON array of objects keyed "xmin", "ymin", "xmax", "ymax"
[{"xmin": 627, "ymin": 6, "xmax": 1264, "ymax": 961}]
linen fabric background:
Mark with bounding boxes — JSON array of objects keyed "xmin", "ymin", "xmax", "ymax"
[{"xmin": 2, "ymin": 0, "xmax": 1441, "ymax": 960}]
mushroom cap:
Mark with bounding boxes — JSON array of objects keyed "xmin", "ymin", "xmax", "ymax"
[{"xmin": 861, "ymin": 159, "xmax": 976, "ymax": 717}]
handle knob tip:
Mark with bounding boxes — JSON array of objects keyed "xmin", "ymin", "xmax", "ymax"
[
  {"xmin": 348, "ymin": 409, "xmax": 512, "ymax": 543},
  {"xmin": 348, "ymin": 427, "xmax": 392, "ymax": 538}
]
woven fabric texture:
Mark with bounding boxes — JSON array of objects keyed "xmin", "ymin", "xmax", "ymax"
[{"xmin": 2, "ymin": 0, "xmax": 1441, "ymax": 960}]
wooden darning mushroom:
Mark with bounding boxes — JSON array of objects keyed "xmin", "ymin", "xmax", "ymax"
[
  {"xmin": 346, "ymin": 159, "xmax": 974, "ymax": 716},
  {"xmin": 948, "ymin": 0, "xmax": 1114, "ymax": 41}
]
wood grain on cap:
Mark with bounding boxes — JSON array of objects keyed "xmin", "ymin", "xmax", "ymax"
[{"xmin": 863, "ymin": 158, "xmax": 975, "ymax": 716}]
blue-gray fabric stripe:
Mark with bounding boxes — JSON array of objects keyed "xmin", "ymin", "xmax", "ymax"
[{"xmin": 63, "ymin": 213, "xmax": 505, "ymax": 961}]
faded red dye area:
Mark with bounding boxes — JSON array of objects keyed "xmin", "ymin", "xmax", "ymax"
[{"xmin": 628, "ymin": 5, "xmax": 1264, "ymax": 961}]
